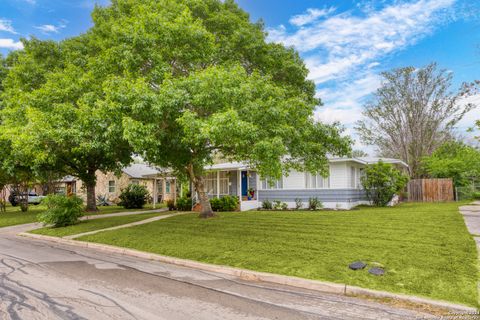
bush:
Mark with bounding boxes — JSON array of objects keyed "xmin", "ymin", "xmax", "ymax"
[
  {"xmin": 210, "ymin": 196, "xmax": 239, "ymax": 212},
  {"xmin": 308, "ymin": 197, "xmax": 323, "ymax": 210},
  {"xmin": 220, "ymin": 195, "xmax": 239, "ymax": 211},
  {"xmin": 167, "ymin": 199, "xmax": 176, "ymax": 211},
  {"xmin": 176, "ymin": 197, "xmax": 192, "ymax": 211},
  {"xmin": 281, "ymin": 202, "xmax": 289, "ymax": 210},
  {"xmin": 273, "ymin": 200, "xmax": 282, "ymax": 210},
  {"xmin": 38, "ymin": 195, "xmax": 84, "ymax": 228},
  {"xmin": 262, "ymin": 199, "xmax": 273, "ymax": 210},
  {"xmin": 295, "ymin": 198, "xmax": 303, "ymax": 210},
  {"xmin": 119, "ymin": 184, "xmax": 149, "ymax": 209},
  {"xmin": 361, "ymin": 161, "xmax": 409, "ymax": 207}
]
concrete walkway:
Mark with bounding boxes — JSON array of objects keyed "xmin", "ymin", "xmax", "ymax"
[
  {"xmin": 459, "ymin": 202, "xmax": 480, "ymax": 250},
  {"xmin": 64, "ymin": 211, "xmax": 187, "ymax": 240},
  {"xmin": 82, "ymin": 207, "xmax": 168, "ymax": 220}
]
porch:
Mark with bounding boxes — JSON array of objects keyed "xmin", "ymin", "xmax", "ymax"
[{"xmin": 196, "ymin": 162, "xmax": 259, "ymax": 211}]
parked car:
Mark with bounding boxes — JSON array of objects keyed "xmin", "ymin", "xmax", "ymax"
[{"xmin": 8, "ymin": 192, "xmax": 46, "ymax": 206}]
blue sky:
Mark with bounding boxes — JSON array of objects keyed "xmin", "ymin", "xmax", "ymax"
[{"xmin": 1, "ymin": 0, "xmax": 479, "ymax": 151}]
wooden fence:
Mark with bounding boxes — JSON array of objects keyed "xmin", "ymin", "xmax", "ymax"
[{"xmin": 407, "ymin": 179, "xmax": 454, "ymax": 202}]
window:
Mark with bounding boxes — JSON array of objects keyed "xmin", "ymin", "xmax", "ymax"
[
  {"xmin": 131, "ymin": 180, "xmax": 140, "ymax": 185},
  {"xmin": 305, "ymin": 173, "xmax": 330, "ymax": 189},
  {"xmin": 204, "ymin": 172, "xmax": 229, "ymax": 196},
  {"xmin": 108, "ymin": 180, "xmax": 116, "ymax": 193},
  {"xmin": 261, "ymin": 177, "xmax": 283, "ymax": 190},
  {"xmin": 166, "ymin": 180, "xmax": 171, "ymax": 193},
  {"xmin": 157, "ymin": 179, "xmax": 163, "ymax": 194}
]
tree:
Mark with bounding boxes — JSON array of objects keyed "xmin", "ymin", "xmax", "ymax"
[
  {"xmin": 89, "ymin": 0, "xmax": 351, "ymax": 217},
  {"xmin": 356, "ymin": 63, "xmax": 476, "ymax": 178},
  {"xmin": 351, "ymin": 150, "xmax": 368, "ymax": 158},
  {"xmin": 422, "ymin": 140, "xmax": 480, "ymax": 187},
  {"xmin": 0, "ymin": 37, "xmax": 133, "ymax": 211},
  {"xmin": 361, "ymin": 161, "xmax": 409, "ymax": 207}
]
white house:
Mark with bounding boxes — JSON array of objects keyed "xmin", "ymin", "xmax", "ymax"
[{"xmin": 197, "ymin": 157, "xmax": 408, "ymax": 210}]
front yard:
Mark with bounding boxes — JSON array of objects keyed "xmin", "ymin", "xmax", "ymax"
[
  {"xmin": 78, "ymin": 202, "xmax": 478, "ymax": 307},
  {"xmin": 0, "ymin": 204, "xmax": 163, "ymax": 228}
]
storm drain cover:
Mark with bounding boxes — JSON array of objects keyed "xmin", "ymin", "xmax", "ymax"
[
  {"xmin": 349, "ymin": 261, "xmax": 367, "ymax": 270},
  {"xmin": 368, "ymin": 267, "xmax": 385, "ymax": 276}
]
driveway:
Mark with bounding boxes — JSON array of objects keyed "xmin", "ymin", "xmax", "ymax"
[
  {"xmin": 459, "ymin": 203, "xmax": 480, "ymax": 250},
  {"xmin": 0, "ymin": 224, "xmax": 431, "ymax": 320}
]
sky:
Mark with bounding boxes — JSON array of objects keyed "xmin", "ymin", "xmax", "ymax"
[{"xmin": 1, "ymin": 0, "xmax": 479, "ymax": 153}]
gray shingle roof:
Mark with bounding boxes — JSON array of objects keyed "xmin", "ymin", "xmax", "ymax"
[{"xmin": 122, "ymin": 163, "xmax": 161, "ymax": 179}]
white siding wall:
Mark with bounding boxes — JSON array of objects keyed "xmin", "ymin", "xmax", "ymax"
[
  {"xmin": 329, "ymin": 162, "xmax": 349, "ymax": 188},
  {"xmin": 282, "ymin": 170, "xmax": 305, "ymax": 189}
]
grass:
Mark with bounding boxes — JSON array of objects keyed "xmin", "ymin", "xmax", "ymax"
[
  {"xmin": 0, "ymin": 203, "xmax": 164, "ymax": 228},
  {"xmin": 30, "ymin": 211, "xmax": 166, "ymax": 237},
  {"xmin": 78, "ymin": 202, "xmax": 478, "ymax": 307}
]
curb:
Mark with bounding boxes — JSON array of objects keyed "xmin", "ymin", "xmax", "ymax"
[{"xmin": 19, "ymin": 232, "xmax": 478, "ymax": 313}]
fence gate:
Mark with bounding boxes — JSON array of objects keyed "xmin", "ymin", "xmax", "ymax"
[{"xmin": 407, "ymin": 179, "xmax": 454, "ymax": 202}]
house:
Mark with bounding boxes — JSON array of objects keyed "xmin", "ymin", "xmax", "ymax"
[
  {"xmin": 72, "ymin": 163, "xmax": 177, "ymax": 205},
  {"xmin": 195, "ymin": 157, "xmax": 408, "ymax": 210}
]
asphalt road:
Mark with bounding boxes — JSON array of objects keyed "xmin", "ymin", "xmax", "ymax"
[{"xmin": 0, "ymin": 223, "xmax": 430, "ymax": 320}]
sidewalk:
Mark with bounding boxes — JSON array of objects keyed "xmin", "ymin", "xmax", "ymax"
[{"xmin": 459, "ymin": 202, "xmax": 480, "ymax": 250}]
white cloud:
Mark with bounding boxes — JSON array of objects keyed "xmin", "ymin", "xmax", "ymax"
[
  {"xmin": 289, "ymin": 7, "xmax": 336, "ymax": 27},
  {"xmin": 0, "ymin": 19, "xmax": 17, "ymax": 34},
  {"xmin": 35, "ymin": 21, "xmax": 67, "ymax": 34},
  {"xmin": 0, "ymin": 38, "xmax": 23, "ymax": 50},
  {"xmin": 268, "ymin": 0, "xmax": 456, "ymax": 84}
]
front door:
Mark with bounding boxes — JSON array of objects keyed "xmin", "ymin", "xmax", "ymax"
[{"xmin": 241, "ymin": 171, "xmax": 248, "ymax": 197}]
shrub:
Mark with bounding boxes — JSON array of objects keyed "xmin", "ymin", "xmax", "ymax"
[
  {"xmin": 308, "ymin": 197, "xmax": 323, "ymax": 210},
  {"xmin": 295, "ymin": 198, "xmax": 303, "ymax": 210},
  {"xmin": 119, "ymin": 184, "xmax": 149, "ymax": 209},
  {"xmin": 273, "ymin": 200, "xmax": 282, "ymax": 210},
  {"xmin": 210, "ymin": 197, "xmax": 222, "ymax": 211},
  {"xmin": 176, "ymin": 197, "xmax": 192, "ymax": 211},
  {"xmin": 38, "ymin": 195, "xmax": 84, "ymax": 228},
  {"xmin": 167, "ymin": 199, "xmax": 176, "ymax": 211},
  {"xmin": 210, "ymin": 196, "xmax": 239, "ymax": 212},
  {"xmin": 220, "ymin": 195, "xmax": 239, "ymax": 211},
  {"xmin": 361, "ymin": 161, "xmax": 409, "ymax": 207},
  {"xmin": 96, "ymin": 194, "xmax": 110, "ymax": 206},
  {"xmin": 262, "ymin": 199, "xmax": 273, "ymax": 210},
  {"xmin": 281, "ymin": 202, "xmax": 289, "ymax": 210}
]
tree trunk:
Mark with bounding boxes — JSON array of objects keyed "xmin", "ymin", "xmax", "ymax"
[
  {"xmin": 187, "ymin": 164, "xmax": 214, "ymax": 218},
  {"xmin": 85, "ymin": 180, "xmax": 97, "ymax": 212}
]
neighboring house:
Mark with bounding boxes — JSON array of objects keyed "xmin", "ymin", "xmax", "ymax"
[
  {"xmin": 71, "ymin": 163, "xmax": 177, "ymax": 204},
  {"xmin": 195, "ymin": 157, "xmax": 408, "ymax": 211}
]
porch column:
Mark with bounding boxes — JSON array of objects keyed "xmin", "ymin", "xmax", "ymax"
[
  {"xmin": 237, "ymin": 170, "xmax": 242, "ymax": 201},
  {"xmin": 153, "ymin": 178, "xmax": 157, "ymax": 209},
  {"xmin": 217, "ymin": 171, "xmax": 220, "ymax": 198}
]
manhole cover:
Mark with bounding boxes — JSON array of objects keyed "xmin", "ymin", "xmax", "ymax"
[
  {"xmin": 349, "ymin": 261, "xmax": 367, "ymax": 270},
  {"xmin": 368, "ymin": 267, "xmax": 385, "ymax": 276}
]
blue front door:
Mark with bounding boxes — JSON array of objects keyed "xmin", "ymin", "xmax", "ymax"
[{"xmin": 241, "ymin": 171, "xmax": 248, "ymax": 197}]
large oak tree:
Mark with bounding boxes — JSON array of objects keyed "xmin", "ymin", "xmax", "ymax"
[{"xmin": 90, "ymin": 0, "xmax": 351, "ymax": 217}]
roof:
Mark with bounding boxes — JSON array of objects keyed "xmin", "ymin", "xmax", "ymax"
[
  {"xmin": 122, "ymin": 163, "xmax": 161, "ymax": 178},
  {"xmin": 204, "ymin": 157, "xmax": 408, "ymax": 171}
]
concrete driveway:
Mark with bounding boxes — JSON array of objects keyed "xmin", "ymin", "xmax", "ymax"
[{"xmin": 0, "ymin": 224, "xmax": 431, "ymax": 320}]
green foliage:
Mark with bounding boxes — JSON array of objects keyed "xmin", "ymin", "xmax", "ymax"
[
  {"xmin": 422, "ymin": 141, "xmax": 480, "ymax": 187},
  {"xmin": 38, "ymin": 195, "xmax": 84, "ymax": 227},
  {"xmin": 361, "ymin": 161, "xmax": 409, "ymax": 207},
  {"xmin": 308, "ymin": 197, "xmax": 323, "ymax": 210},
  {"xmin": 273, "ymin": 200, "xmax": 282, "ymax": 210},
  {"xmin": 281, "ymin": 202, "xmax": 289, "ymax": 210},
  {"xmin": 119, "ymin": 184, "xmax": 149, "ymax": 209},
  {"xmin": 210, "ymin": 196, "xmax": 239, "ymax": 212},
  {"xmin": 176, "ymin": 197, "xmax": 192, "ymax": 211},
  {"xmin": 96, "ymin": 194, "xmax": 110, "ymax": 206},
  {"xmin": 262, "ymin": 199, "xmax": 273, "ymax": 210},
  {"xmin": 295, "ymin": 198, "xmax": 304, "ymax": 210}
]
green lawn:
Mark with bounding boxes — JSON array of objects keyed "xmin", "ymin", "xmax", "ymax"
[
  {"xmin": 30, "ymin": 211, "xmax": 166, "ymax": 237},
  {"xmin": 0, "ymin": 204, "xmax": 164, "ymax": 228},
  {"xmin": 78, "ymin": 202, "xmax": 478, "ymax": 307}
]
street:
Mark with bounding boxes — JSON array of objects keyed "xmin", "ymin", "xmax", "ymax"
[{"xmin": 0, "ymin": 224, "xmax": 429, "ymax": 320}]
